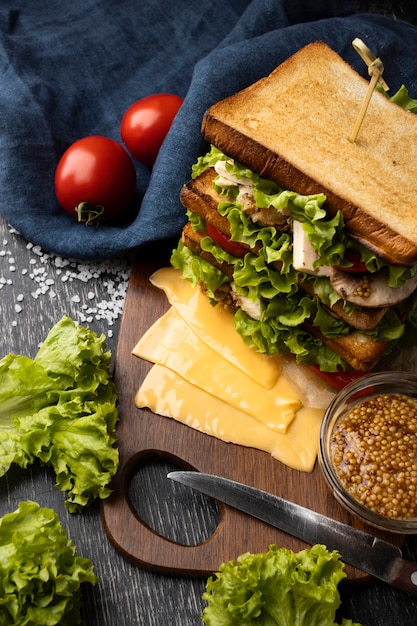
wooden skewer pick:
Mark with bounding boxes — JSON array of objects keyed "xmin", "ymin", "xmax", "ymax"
[
  {"xmin": 351, "ymin": 38, "xmax": 389, "ymax": 91},
  {"xmin": 349, "ymin": 38, "xmax": 389, "ymax": 143}
]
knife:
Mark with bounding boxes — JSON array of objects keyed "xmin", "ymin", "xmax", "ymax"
[{"xmin": 168, "ymin": 470, "xmax": 417, "ymax": 597}]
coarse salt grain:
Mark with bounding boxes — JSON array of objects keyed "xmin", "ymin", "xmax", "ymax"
[{"xmin": 2, "ymin": 226, "xmax": 131, "ymax": 338}]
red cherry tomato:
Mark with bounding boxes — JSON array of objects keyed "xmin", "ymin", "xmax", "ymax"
[
  {"xmin": 309, "ymin": 364, "xmax": 370, "ymax": 390},
  {"xmin": 206, "ymin": 222, "xmax": 248, "ymax": 258},
  {"xmin": 120, "ymin": 93, "xmax": 183, "ymax": 167},
  {"xmin": 55, "ymin": 136, "xmax": 136, "ymax": 225}
]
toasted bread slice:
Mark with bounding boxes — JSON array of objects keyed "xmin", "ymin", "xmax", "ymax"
[
  {"xmin": 182, "ymin": 222, "xmax": 234, "ymax": 278},
  {"xmin": 181, "ymin": 169, "xmax": 235, "ymax": 239},
  {"xmin": 304, "ymin": 323, "xmax": 389, "ymax": 372},
  {"xmin": 298, "ymin": 278, "xmax": 387, "ymax": 331},
  {"xmin": 201, "ymin": 41, "xmax": 417, "ymax": 266},
  {"xmin": 182, "ymin": 223, "xmax": 388, "ymax": 371},
  {"xmin": 181, "ymin": 168, "xmax": 289, "ymax": 238}
]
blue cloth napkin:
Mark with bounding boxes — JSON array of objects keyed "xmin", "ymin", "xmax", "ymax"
[{"xmin": 1, "ymin": 0, "xmax": 416, "ymax": 259}]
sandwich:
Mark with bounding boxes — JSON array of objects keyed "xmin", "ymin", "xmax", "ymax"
[{"xmin": 171, "ymin": 41, "xmax": 417, "ymax": 374}]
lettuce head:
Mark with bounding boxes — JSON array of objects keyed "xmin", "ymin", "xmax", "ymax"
[
  {"xmin": 0, "ymin": 316, "xmax": 119, "ymax": 512},
  {"xmin": 202, "ymin": 544, "xmax": 362, "ymax": 625},
  {"xmin": 0, "ymin": 501, "xmax": 97, "ymax": 625}
]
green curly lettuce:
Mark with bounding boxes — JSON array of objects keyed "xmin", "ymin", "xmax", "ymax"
[
  {"xmin": 380, "ymin": 83, "xmax": 417, "ymax": 112},
  {"xmin": 0, "ymin": 501, "xmax": 97, "ymax": 625},
  {"xmin": 195, "ymin": 145, "xmax": 417, "ymax": 287},
  {"xmin": 171, "ymin": 240, "xmax": 346, "ymax": 371},
  {"xmin": 0, "ymin": 316, "xmax": 119, "ymax": 512},
  {"xmin": 171, "ymin": 227, "xmax": 407, "ymax": 371},
  {"xmin": 171, "ymin": 239, "xmax": 230, "ymax": 299},
  {"xmin": 201, "ymin": 544, "xmax": 362, "ymax": 626}
]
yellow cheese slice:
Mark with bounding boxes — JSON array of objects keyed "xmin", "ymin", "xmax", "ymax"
[
  {"xmin": 135, "ymin": 364, "xmax": 323, "ymax": 472},
  {"xmin": 133, "ymin": 306, "xmax": 301, "ymax": 433},
  {"xmin": 149, "ymin": 267, "xmax": 281, "ymax": 389}
]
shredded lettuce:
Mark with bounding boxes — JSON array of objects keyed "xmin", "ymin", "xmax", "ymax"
[
  {"xmin": 201, "ymin": 544, "xmax": 362, "ymax": 626},
  {"xmin": 0, "ymin": 501, "xmax": 97, "ymax": 625},
  {"xmin": 0, "ymin": 316, "xmax": 119, "ymax": 512}
]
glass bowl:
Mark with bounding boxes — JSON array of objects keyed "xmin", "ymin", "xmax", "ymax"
[{"xmin": 318, "ymin": 371, "xmax": 417, "ymax": 534}]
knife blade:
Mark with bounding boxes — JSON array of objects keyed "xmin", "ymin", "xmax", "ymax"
[{"xmin": 168, "ymin": 470, "xmax": 417, "ymax": 597}]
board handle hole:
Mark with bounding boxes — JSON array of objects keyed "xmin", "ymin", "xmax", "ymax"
[{"xmin": 127, "ymin": 452, "xmax": 221, "ymax": 546}]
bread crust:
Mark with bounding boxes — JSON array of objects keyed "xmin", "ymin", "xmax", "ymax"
[
  {"xmin": 304, "ymin": 324, "xmax": 389, "ymax": 371},
  {"xmin": 201, "ymin": 42, "xmax": 417, "ymax": 266},
  {"xmin": 180, "ymin": 169, "xmax": 234, "ymax": 238},
  {"xmin": 182, "ymin": 222, "xmax": 234, "ymax": 278}
]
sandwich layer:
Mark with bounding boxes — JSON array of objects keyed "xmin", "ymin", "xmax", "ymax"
[
  {"xmin": 181, "ymin": 169, "xmax": 389, "ymax": 332},
  {"xmin": 201, "ymin": 41, "xmax": 417, "ymax": 266},
  {"xmin": 181, "ymin": 221, "xmax": 389, "ymax": 371}
]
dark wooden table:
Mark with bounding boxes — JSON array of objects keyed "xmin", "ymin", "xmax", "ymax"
[{"xmin": 1, "ymin": 210, "xmax": 417, "ymax": 625}]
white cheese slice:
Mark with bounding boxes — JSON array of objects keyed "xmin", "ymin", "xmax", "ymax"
[
  {"xmin": 213, "ymin": 159, "xmax": 254, "ymax": 188},
  {"xmin": 292, "ymin": 220, "xmax": 331, "ymax": 276}
]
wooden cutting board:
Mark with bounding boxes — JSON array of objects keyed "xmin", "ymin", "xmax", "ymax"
[{"xmin": 101, "ymin": 245, "xmax": 403, "ymax": 580}]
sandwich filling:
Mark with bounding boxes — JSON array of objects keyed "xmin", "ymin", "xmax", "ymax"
[{"xmin": 172, "ymin": 146, "xmax": 417, "ymax": 372}]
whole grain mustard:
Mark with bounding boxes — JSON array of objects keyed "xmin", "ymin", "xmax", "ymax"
[{"xmin": 331, "ymin": 393, "xmax": 417, "ymax": 520}]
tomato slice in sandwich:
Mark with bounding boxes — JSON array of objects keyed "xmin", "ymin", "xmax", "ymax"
[
  {"xmin": 206, "ymin": 222, "xmax": 248, "ymax": 257},
  {"xmin": 334, "ymin": 249, "xmax": 367, "ymax": 273},
  {"xmin": 309, "ymin": 365, "xmax": 370, "ymax": 390}
]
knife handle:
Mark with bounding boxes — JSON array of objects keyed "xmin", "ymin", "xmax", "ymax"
[{"xmin": 389, "ymin": 558, "xmax": 417, "ymax": 597}]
